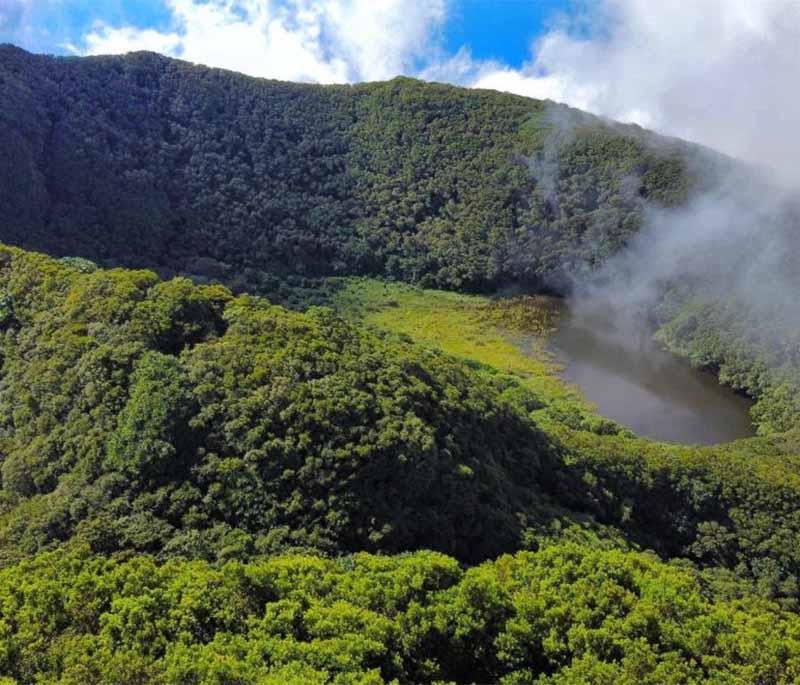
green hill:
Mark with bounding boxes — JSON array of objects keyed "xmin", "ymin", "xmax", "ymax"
[
  {"xmin": 6, "ymin": 45, "xmax": 796, "ymax": 434},
  {"xmin": 0, "ymin": 44, "xmax": 712, "ymax": 291},
  {"xmin": 0, "ymin": 247, "xmax": 798, "ymax": 682},
  {"xmin": 1, "ymin": 246, "xmax": 800, "ymax": 591},
  {"xmin": 1, "ymin": 46, "xmax": 800, "ymax": 683}
]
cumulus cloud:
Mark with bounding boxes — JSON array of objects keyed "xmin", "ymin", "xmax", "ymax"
[
  {"xmin": 463, "ymin": 0, "xmax": 800, "ymax": 182},
  {"xmin": 320, "ymin": 0, "xmax": 446, "ymax": 82},
  {"xmin": 69, "ymin": 0, "xmax": 446, "ymax": 84},
  {"xmin": 68, "ymin": 25, "xmax": 182, "ymax": 57}
]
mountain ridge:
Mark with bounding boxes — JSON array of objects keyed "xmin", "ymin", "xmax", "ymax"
[{"xmin": 0, "ymin": 45, "xmax": 710, "ymax": 292}]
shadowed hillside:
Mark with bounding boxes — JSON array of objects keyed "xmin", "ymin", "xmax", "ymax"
[{"xmin": 0, "ymin": 44, "xmax": 713, "ymax": 291}]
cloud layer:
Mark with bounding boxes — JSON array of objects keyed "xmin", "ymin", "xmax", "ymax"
[
  {"xmin": 461, "ymin": 0, "xmax": 800, "ymax": 182},
  {"xmin": 71, "ymin": 0, "xmax": 446, "ymax": 83}
]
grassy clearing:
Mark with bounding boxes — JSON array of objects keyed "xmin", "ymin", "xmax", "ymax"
[
  {"xmin": 330, "ymin": 277, "xmax": 645, "ymax": 443},
  {"xmin": 329, "ymin": 277, "xmax": 800, "ymax": 455},
  {"xmin": 332, "ymin": 278, "xmax": 580, "ymax": 405}
]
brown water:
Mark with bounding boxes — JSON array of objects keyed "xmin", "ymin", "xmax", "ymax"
[{"xmin": 549, "ymin": 301, "xmax": 755, "ymax": 444}]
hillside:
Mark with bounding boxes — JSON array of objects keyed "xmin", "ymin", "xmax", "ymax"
[
  {"xmin": 5, "ymin": 45, "xmax": 799, "ymax": 436},
  {"xmin": 0, "ymin": 244, "xmax": 797, "ymax": 681},
  {"xmin": 0, "ymin": 44, "xmax": 710, "ymax": 292},
  {"xmin": 4, "ymin": 543, "xmax": 800, "ymax": 683},
  {"xmin": 1, "ymin": 247, "xmax": 800, "ymax": 582},
  {"xmin": 0, "ymin": 246, "xmax": 799, "ymax": 682},
  {"xmin": 1, "ymin": 45, "xmax": 800, "ymax": 683}
]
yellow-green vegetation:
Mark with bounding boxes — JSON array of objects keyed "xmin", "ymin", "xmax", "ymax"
[
  {"xmin": 332, "ymin": 278, "xmax": 619, "ymax": 434},
  {"xmin": 334, "ymin": 280, "xmax": 573, "ymax": 401},
  {"xmin": 1, "ymin": 247, "xmax": 799, "ymax": 596},
  {"xmin": 330, "ymin": 277, "xmax": 799, "ymax": 448},
  {"xmin": 3, "ymin": 543, "xmax": 800, "ymax": 685},
  {"xmin": 1, "ymin": 248, "xmax": 800, "ymax": 682},
  {"xmin": 0, "ymin": 242, "xmax": 799, "ymax": 685}
]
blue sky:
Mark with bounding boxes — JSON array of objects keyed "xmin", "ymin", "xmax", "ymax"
[
  {"xmin": 444, "ymin": 0, "xmax": 569, "ymax": 68},
  {"xmin": 0, "ymin": 0, "xmax": 571, "ymax": 68}
]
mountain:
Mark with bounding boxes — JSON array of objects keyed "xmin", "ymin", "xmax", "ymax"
[
  {"xmin": 3, "ymin": 46, "xmax": 797, "ymax": 430},
  {"xmin": 0, "ymin": 44, "xmax": 713, "ymax": 291},
  {"xmin": 1, "ymin": 46, "xmax": 800, "ymax": 683}
]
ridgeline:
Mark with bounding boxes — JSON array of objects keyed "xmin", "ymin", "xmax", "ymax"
[{"xmin": 1, "ymin": 46, "xmax": 799, "ymax": 684}]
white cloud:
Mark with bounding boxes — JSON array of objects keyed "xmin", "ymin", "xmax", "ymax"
[
  {"xmin": 70, "ymin": 0, "xmax": 446, "ymax": 84},
  {"xmin": 168, "ymin": 0, "xmax": 348, "ymax": 82},
  {"xmin": 320, "ymin": 0, "xmax": 446, "ymax": 82},
  {"xmin": 67, "ymin": 25, "xmax": 182, "ymax": 56},
  {"xmin": 452, "ymin": 0, "xmax": 800, "ymax": 182},
  {"xmin": 0, "ymin": 0, "xmax": 37, "ymax": 42},
  {"xmin": 473, "ymin": 68, "xmax": 595, "ymax": 112}
]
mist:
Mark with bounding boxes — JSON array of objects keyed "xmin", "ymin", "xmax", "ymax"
[
  {"xmin": 529, "ymin": 3, "xmax": 800, "ymax": 366},
  {"xmin": 535, "ymin": 99, "xmax": 800, "ymax": 434},
  {"xmin": 574, "ymin": 166, "xmax": 800, "ymax": 321},
  {"xmin": 486, "ymin": 2, "xmax": 800, "ymax": 378},
  {"xmin": 472, "ymin": 1, "xmax": 800, "ymax": 188}
]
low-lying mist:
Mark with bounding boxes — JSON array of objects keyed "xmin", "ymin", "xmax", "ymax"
[
  {"xmin": 574, "ymin": 169, "xmax": 800, "ymax": 325},
  {"xmin": 535, "ymin": 105, "xmax": 800, "ymax": 435}
]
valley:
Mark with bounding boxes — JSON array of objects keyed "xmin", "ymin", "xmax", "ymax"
[
  {"xmin": 332, "ymin": 279, "xmax": 756, "ymax": 444},
  {"xmin": 0, "ymin": 45, "xmax": 799, "ymax": 683}
]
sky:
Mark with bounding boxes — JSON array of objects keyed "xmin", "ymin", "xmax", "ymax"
[{"xmin": 2, "ymin": 0, "xmax": 800, "ymax": 180}]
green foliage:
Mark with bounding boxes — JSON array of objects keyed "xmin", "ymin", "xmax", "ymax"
[
  {"xmin": 0, "ymin": 46, "xmax": 706, "ymax": 293},
  {"xmin": 7, "ymin": 43, "xmax": 789, "ymax": 432},
  {"xmin": 0, "ymin": 292, "xmax": 13, "ymax": 330},
  {"xmin": 107, "ymin": 351, "xmax": 195, "ymax": 479},
  {"xmin": 0, "ymin": 246, "xmax": 560, "ymax": 564},
  {"xmin": 1, "ymin": 249, "xmax": 800, "ymax": 603},
  {"xmin": 1, "ymin": 46, "xmax": 799, "ymax": 683},
  {"xmin": 0, "ymin": 250, "xmax": 798, "ymax": 609},
  {"xmin": 655, "ymin": 292, "xmax": 800, "ymax": 434},
  {"xmin": 131, "ymin": 278, "xmax": 231, "ymax": 354},
  {"xmin": 58, "ymin": 256, "xmax": 98, "ymax": 273},
  {"xmin": 0, "ymin": 46, "xmax": 783, "ymax": 431},
  {"xmin": 0, "ymin": 543, "xmax": 798, "ymax": 684}
]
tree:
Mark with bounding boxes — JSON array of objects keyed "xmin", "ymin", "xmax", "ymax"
[{"xmin": 107, "ymin": 351, "xmax": 195, "ymax": 480}]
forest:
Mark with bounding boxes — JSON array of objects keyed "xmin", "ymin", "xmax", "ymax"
[
  {"xmin": 0, "ymin": 43, "xmax": 705, "ymax": 289},
  {"xmin": 3, "ymin": 43, "xmax": 797, "ymax": 432},
  {"xmin": 0, "ymin": 246, "xmax": 799, "ymax": 682},
  {"xmin": 1, "ymin": 46, "xmax": 800, "ymax": 683}
]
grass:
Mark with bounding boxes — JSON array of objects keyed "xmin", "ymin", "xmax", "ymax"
[
  {"xmin": 330, "ymin": 277, "xmax": 642, "ymax": 442},
  {"xmin": 329, "ymin": 277, "xmax": 800, "ymax": 460},
  {"xmin": 331, "ymin": 277, "xmax": 581, "ymax": 406}
]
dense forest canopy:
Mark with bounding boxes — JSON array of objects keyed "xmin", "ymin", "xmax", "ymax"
[
  {"xmin": 5, "ymin": 45, "xmax": 799, "ymax": 434},
  {"xmin": 0, "ymin": 247, "xmax": 800, "ymax": 590},
  {"xmin": 1, "ymin": 45, "xmax": 800, "ymax": 683},
  {"xmin": 4, "ymin": 543, "xmax": 800, "ymax": 684},
  {"xmin": 0, "ymin": 44, "xmax": 711, "ymax": 291},
  {"xmin": 0, "ymin": 245, "xmax": 798, "ymax": 682}
]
